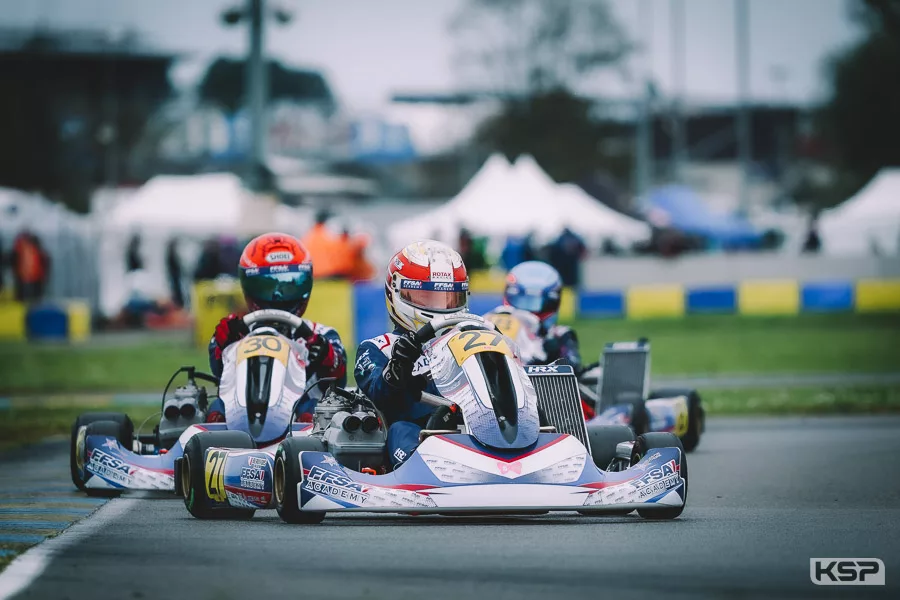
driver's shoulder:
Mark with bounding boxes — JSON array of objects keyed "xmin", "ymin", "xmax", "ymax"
[{"xmin": 358, "ymin": 332, "xmax": 399, "ymax": 355}]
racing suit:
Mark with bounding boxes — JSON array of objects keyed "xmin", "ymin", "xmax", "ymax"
[
  {"xmin": 484, "ymin": 305, "xmax": 582, "ymax": 371},
  {"xmin": 354, "ymin": 331, "xmax": 438, "ymax": 468},
  {"xmin": 207, "ymin": 319, "xmax": 347, "ymax": 421}
]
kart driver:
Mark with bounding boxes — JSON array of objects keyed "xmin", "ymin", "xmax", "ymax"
[
  {"xmin": 483, "ymin": 261, "xmax": 590, "ymax": 414},
  {"xmin": 353, "ymin": 240, "xmax": 470, "ymax": 469},
  {"xmin": 207, "ymin": 232, "xmax": 348, "ymax": 423}
]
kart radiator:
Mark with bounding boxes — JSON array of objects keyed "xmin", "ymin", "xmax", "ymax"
[
  {"xmin": 598, "ymin": 341, "xmax": 650, "ymax": 410},
  {"xmin": 526, "ymin": 365, "xmax": 591, "ymax": 454}
]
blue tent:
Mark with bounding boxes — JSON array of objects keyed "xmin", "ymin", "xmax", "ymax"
[{"xmin": 644, "ymin": 185, "xmax": 761, "ymax": 249}]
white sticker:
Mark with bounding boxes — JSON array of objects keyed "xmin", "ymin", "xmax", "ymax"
[{"xmin": 266, "ymin": 251, "xmax": 294, "ymax": 263}]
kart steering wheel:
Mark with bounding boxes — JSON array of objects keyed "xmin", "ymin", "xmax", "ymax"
[
  {"xmin": 243, "ymin": 309, "xmax": 313, "ymax": 338},
  {"xmin": 412, "ymin": 313, "xmax": 494, "ymax": 346}
]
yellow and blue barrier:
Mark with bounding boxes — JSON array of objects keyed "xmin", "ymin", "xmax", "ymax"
[{"xmin": 0, "ymin": 300, "xmax": 91, "ymax": 342}]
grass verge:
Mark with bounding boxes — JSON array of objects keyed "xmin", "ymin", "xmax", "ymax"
[
  {"xmin": 0, "ymin": 313, "xmax": 898, "ymax": 394},
  {"xmin": 0, "ymin": 405, "xmax": 162, "ymax": 453},
  {"xmin": 703, "ymin": 386, "xmax": 900, "ymax": 415}
]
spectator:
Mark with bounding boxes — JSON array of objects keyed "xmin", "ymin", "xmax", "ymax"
[
  {"xmin": 126, "ymin": 233, "xmax": 143, "ymax": 272},
  {"xmin": 548, "ymin": 227, "xmax": 586, "ymax": 288},
  {"xmin": 166, "ymin": 238, "xmax": 184, "ymax": 308},
  {"xmin": 195, "ymin": 238, "xmax": 223, "ymax": 281},
  {"xmin": 302, "ymin": 211, "xmax": 343, "ymax": 278},
  {"xmin": 11, "ymin": 231, "xmax": 50, "ymax": 303},
  {"xmin": 802, "ymin": 216, "xmax": 822, "ymax": 254}
]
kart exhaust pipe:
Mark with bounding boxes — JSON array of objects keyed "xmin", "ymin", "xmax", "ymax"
[
  {"xmin": 356, "ymin": 412, "xmax": 379, "ymax": 434},
  {"xmin": 332, "ymin": 411, "xmax": 361, "ymax": 433}
]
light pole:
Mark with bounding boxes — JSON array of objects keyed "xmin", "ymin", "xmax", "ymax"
[
  {"xmin": 634, "ymin": 0, "xmax": 655, "ymax": 198},
  {"xmin": 735, "ymin": 0, "xmax": 752, "ymax": 215},
  {"xmin": 670, "ymin": 0, "xmax": 687, "ymax": 183},
  {"xmin": 222, "ymin": 0, "xmax": 293, "ymax": 191}
]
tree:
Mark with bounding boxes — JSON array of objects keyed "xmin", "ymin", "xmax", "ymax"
[
  {"xmin": 474, "ymin": 89, "xmax": 630, "ymax": 183},
  {"xmin": 815, "ymin": 0, "xmax": 900, "ymax": 206},
  {"xmin": 450, "ymin": 0, "xmax": 632, "ymax": 184},
  {"xmin": 449, "ymin": 0, "xmax": 631, "ymax": 95},
  {"xmin": 198, "ymin": 58, "xmax": 336, "ymax": 115}
]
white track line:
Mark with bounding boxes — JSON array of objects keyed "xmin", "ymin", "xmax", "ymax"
[{"xmin": 0, "ymin": 498, "xmax": 139, "ymax": 600}]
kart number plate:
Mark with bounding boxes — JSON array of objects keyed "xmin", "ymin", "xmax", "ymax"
[
  {"xmin": 485, "ymin": 313, "xmax": 521, "ymax": 339},
  {"xmin": 205, "ymin": 449, "xmax": 227, "ymax": 503},
  {"xmin": 236, "ymin": 335, "xmax": 290, "ymax": 366},
  {"xmin": 447, "ymin": 330, "xmax": 514, "ymax": 366}
]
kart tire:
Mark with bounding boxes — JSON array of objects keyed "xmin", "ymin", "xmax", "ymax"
[
  {"xmin": 70, "ymin": 412, "xmax": 134, "ymax": 493},
  {"xmin": 629, "ymin": 400, "xmax": 649, "ymax": 435},
  {"xmin": 182, "ymin": 430, "xmax": 257, "ymax": 520},
  {"xmin": 586, "ymin": 424, "xmax": 635, "ymax": 471},
  {"xmin": 274, "ymin": 436, "xmax": 327, "ymax": 524},
  {"xmin": 631, "ymin": 432, "xmax": 687, "ymax": 520},
  {"xmin": 648, "ymin": 388, "xmax": 704, "ymax": 452}
]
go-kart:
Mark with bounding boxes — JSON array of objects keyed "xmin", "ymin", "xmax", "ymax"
[
  {"xmin": 180, "ymin": 314, "xmax": 688, "ymax": 522},
  {"xmin": 482, "ymin": 309, "xmax": 704, "ymax": 452},
  {"xmin": 580, "ymin": 340, "xmax": 705, "ymax": 452},
  {"xmin": 69, "ymin": 309, "xmax": 324, "ymax": 498}
]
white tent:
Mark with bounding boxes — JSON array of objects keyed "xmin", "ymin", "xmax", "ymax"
[
  {"xmin": 387, "ymin": 154, "xmax": 650, "ymax": 251},
  {"xmin": 820, "ymin": 168, "xmax": 900, "ymax": 256},
  {"xmin": 99, "ymin": 173, "xmax": 290, "ymax": 317}
]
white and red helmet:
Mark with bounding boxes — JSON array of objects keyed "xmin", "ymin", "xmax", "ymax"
[{"xmin": 385, "ymin": 240, "xmax": 469, "ymax": 332}]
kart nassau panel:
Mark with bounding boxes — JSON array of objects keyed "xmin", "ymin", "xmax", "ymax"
[
  {"xmin": 589, "ymin": 396, "xmax": 689, "ymax": 437},
  {"xmin": 79, "ymin": 422, "xmax": 313, "ymax": 491},
  {"xmin": 217, "ymin": 337, "xmax": 308, "ymax": 445},
  {"xmin": 297, "ymin": 433, "xmax": 685, "ymax": 513},
  {"xmin": 425, "ymin": 330, "xmax": 541, "ymax": 450}
]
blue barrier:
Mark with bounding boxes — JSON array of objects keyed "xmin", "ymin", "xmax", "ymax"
[
  {"xmin": 25, "ymin": 305, "xmax": 68, "ymax": 340},
  {"xmin": 353, "ymin": 283, "xmax": 389, "ymax": 343},
  {"xmin": 686, "ymin": 287, "xmax": 737, "ymax": 314},
  {"xmin": 578, "ymin": 292, "xmax": 625, "ymax": 318},
  {"xmin": 801, "ymin": 281, "xmax": 854, "ymax": 312}
]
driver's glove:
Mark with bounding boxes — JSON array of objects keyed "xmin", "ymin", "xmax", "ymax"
[
  {"xmin": 213, "ymin": 313, "xmax": 249, "ymax": 360},
  {"xmin": 304, "ymin": 333, "xmax": 329, "ymax": 366},
  {"xmin": 383, "ymin": 333, "xmax": 422, "ymax": 388}
]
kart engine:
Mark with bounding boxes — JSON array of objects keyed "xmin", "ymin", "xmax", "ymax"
[
  {"xmin": 158, "ymin": 378, "xmax": 208, "ymax": 450},
  {"xmin": 312, "ymin": 386, "xmax": 386, "ymax": 471}
]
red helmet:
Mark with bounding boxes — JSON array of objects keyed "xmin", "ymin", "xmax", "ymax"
[
  {"xmin": 385, "ymin": 240, "xmax": 469, "ymax": 332},
  {"xmin": 239, "ymin": 233, "xmax": 313, "ymax": 317}
]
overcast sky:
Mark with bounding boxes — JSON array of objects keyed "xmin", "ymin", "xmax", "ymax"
[{"xmin": 2, "ymin": 0, "xmax": 862, "ymax": 109}]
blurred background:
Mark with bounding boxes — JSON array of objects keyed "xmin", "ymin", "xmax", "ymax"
[{"xmin": 0, "ymin": 0, "xmax": 898, "ymax": 398}]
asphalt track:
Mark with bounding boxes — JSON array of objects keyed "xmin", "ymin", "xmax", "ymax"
[{"xmin": 6, "ymin": 416, "xmax": 900, "ymax": 600}]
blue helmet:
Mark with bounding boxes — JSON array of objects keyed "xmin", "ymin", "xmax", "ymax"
[{"xmin": 504, "ymin": 261, "xmax": 562, "ymax": 326}]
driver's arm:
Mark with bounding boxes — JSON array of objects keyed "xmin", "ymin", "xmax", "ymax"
[{"xmin": 306, "ymin": 324, "xmax": 348, "ymax": 386}]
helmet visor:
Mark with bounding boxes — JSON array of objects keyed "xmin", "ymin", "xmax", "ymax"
[
  {"xmin": 240, "ymin": 264, "xmax": 313, "ymax": 312},
  {"xmin": 399, "ymin": 279, "xmax": 468, "ymax": 312},
  {"xmin": 507, "ymin": 286, "xmax": 560, "ymax": 317}
]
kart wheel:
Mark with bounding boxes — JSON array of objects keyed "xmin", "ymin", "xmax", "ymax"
[
  {"xmin": 70, "ymin": 413, "xmax": 134, "ymax": 494},
  {"xmin": 649, "ymin": 388, "xmax": 704, "ymax": 452},
  {"xmin": 274, "ymin": 436, "xmax": 326, "ymax": 524},
  {"xmin": 182, "ymin": 431, "xmax": 256, "ymax": 520},
  {"xmin": 631, "ymin": 432, "xmax": 687, "ymax": 520},
  {"xmin": 586, "ymin": 424, "xmax": 634, "ymax": 470},
  {"xmin": 629, "ymin": 400, "xmax": 649, "ymax": 435}
]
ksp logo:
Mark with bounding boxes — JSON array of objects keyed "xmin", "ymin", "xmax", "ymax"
[{"xmin": 810, "ymin": 558, "xmax": 885, "ymax": 586}]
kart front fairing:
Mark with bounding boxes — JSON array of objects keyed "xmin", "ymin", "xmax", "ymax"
[
  {"xmin": 589, "ymin": 396, "xmax": 689, "ymax": 436},
  {"xmin": 296, "ymin": 433, "xmax": 685, "ymax": 514}
]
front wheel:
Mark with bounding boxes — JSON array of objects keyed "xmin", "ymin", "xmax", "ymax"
[
  {"xmin": 274, "ymin": 436, "xmax": 327, "ymax": 524},
  {"xmin": 182, "ymin": 430, "xmax": 257, "ymax": 520},
  {"xmin": 70, "ymin": 412, "xmax": 134, "ymax": 493},
  {"xmin": 631, "ymin": 432, "xmax": 687, "ymax": 520}
]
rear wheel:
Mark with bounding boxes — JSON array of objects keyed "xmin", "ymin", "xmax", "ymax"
[
  {"xmin": 649, "ymin": 388, "xmax": 703, "ymax": 451},
  {"xmin": 70, "ymin": 413, "xmax": 134, "ymax": 494},
  {"xmin": 631, "ymin": 432, "xmax": 687, "ymax": 520},
  {"xmin": 182, "ymin": 431, "xmax": 257, "ymax": 520},
  {"xmin": 274, "ymin": 436, "xmax": 327, "ymax": 524}
]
